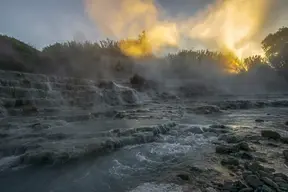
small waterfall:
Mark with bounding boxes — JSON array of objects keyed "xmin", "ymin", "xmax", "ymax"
[
  {"xmin": 0, "ymin": 105, "xmax": 7, "ymax": 118},
  {"xmin": 0, "ymin": 70, "xmax": 153, "ymax": 119},
  {"xmin": 111, "ymin": 82, "xmax": 147, "ymax": 105},
  {"xmin": 45, "ymin": 81, "xmax": 52, "ymax": 92},
  {"xmin": 15, "ymin": 122, "xmax": 177, "ymax": 166}
]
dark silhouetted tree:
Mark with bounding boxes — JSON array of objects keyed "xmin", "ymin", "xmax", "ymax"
[{"xmin": 262, "ymin": 27, "xmax": 288, "ymax": 79}]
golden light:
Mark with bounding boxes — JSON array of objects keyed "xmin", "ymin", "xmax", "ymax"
[
  {"xmin": 185, "ymin": 0, "xmax": 270, "ymax": 72},
  {"xmin": 84, "ymin": 0, "xmax": 179, "ymax": 57},
  {"xmin": 84, "ymin": 0, "xmax": 271, "ymax": 73},
  {"xmin": 118, "ymin": 31, "xmax": 153, "ymax": 57}
]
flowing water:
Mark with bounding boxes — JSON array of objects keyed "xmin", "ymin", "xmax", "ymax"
[
  {"xmin": 0, "ymin": 71, "xmax": 288, "ymax": 192},
  {"xmin": 1, "ymin": 100, "xmax": 288, "ymax": 192}
]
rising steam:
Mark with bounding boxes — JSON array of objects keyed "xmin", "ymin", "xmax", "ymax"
[
  {"xmin": 185, "ymin": 0, "xmax": 270, "ymax": 58},
  {"xmin": 84, "ymin": 0, "xmax": 179, "ymax": 57},
  {"xmin": 84, "ymin": 0, "xmax": 280, "ymax": 72}
]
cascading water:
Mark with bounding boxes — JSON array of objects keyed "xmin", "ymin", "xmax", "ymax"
[{"xmin": 1, "ymin": 70, "xmax": 288, "ymax": 192}]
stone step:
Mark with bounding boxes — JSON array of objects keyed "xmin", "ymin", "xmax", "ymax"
[
  {"xmin": 45, "ymin": 114, "xmax": 92, "ymax": 122},
  {"xmin": 0, "ymin": 85, "xmax": 136, "ymax": 107},
  {"xmin": 0, "ymin": 78, "xmax": 103, "ymax": 94},
  {"xmin": 0, "ymin": 70, "xmax": 129, "ymax": 88},
  {"xmin": 0, "ymin": 71, "xmax": 135, "ymax": 96},
  {"xmin": 0, "ymin": 97, "xmax": 64, "ymax": 108},
  {"xmin": 0, "ymin": 70, "xmax": 48, "ymax": 82},
  {"xmin": 0, "ymin": 78, "xmax": 100, "ymax": 93},
  {"xmin": 5, "ymin": 109, "xmax": 93, "ymax": 122},
  {"xmin": 6, "ymin": 105, "xmax": 95, "ymax": 115},
  {"xmin": 0, "ymin": 98, "xmax": 104, "ymax": 112},
  {"xmin": 0, "ymin": 70, "xmax": 97, "ymax": 86},
  {"xmin": 49, "ymin": 82, "xmax": 99, "ymax": 92},
  {"xmin": 48, "ymin": 76, "xmax": 96, "ymax": 86},
  {"xmin": 6, "ymin": 107, "xmax": 60, "ymax": 116},
  {"xmin": 0, "ymin": 106, "xmax": 113, "ymax": 123},
  {"xmin": 0, "ymin": 86, "xmax": 60, "ymax": 99},
  {"xmin": 60, "ymin": 90, "xmax": 102, "ymax": 99},
  {"xmin": 0, "ymin": 78, "xmax": 51, "ymax": 91}
]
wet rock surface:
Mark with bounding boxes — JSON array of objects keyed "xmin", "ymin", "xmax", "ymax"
[
  {"xmin": 129, "ymin": 74, "xmax": 157, "ymax": 91},
  {"xmin": 261, "ymin": 130, "xmax": 282, "ymax": 140},
  {"xmin": 0, "ymin": 71, "xmax": 288, "ymax": 192},
  {"xmin": 193, "ymin": 118, "xmax": 288, "ymax": 192},
  {"xmin": 150, "ymin": 119, "xmax": 288, "ymax": 192},
  {"xmin": 255, "ymin": 119, "xmax": 265, "ymax": 123},
  {"xmin": 283, "ymin": 150, "xmax": 288, "ymax": 162},
  {"xmin": 192, "ymin": 105, "xmax": 222, "ymax": 115},
  {"xmin": 220, "ymin": 157, "xmax": 240, "ymax": 166}
]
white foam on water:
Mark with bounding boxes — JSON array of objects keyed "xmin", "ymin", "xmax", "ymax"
[
  {"xmin": 109, "ymin": 160, "xmax": 132, "ymax": 177},
  {"xmin": 158, "ymin": 134, "xmax": 178, "ymax": 143},
  {"xmin": 109, "ymin": 159, "xmax": 144, "ymax": 178},
  {"xmin": 135, "ymin": 152, "xmax": 158, "ymax": 163},
  {"xmin": 123, "ymin": 144, "xmax": 145, "ymax": 150},
  {"xmin": 128, "ymin": 182, "xmax": 183, "ymax": 192},
  {"xmin": 150, "ymin": 143, "xmax": 191, "ymax": 156},
  {"xmin": 45, "ymin": 81, "xmax": 52, "ymax": 91},
  {"xmin": 113, "ymin": 82, "xmax": 141, "ymax": 103},
  {"xmin": 180, "ymin": 134, "xmax": 209, "ymax": 146},
  {"xmin": 0, "ymin": 155, "xmax": 21, "ymax": 172},
  {"xmin": 159, "ymin": 130, "xmax": 210, "ymax": 147}
]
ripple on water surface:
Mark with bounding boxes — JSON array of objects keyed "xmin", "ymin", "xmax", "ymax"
[{"xmin": 129, "ymin": 183, "xmax": 183, "ymax": 192}]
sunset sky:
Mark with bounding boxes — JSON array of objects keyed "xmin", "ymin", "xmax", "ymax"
[{"xmin": 0, "ymin": 0, "xmax": 287, "ymax": 49}]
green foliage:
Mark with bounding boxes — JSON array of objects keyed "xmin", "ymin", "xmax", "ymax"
[
  {"xmin": 42, "ymin": 39, "xmax": 133, "ymax": 78},
  {"xmin": 43, "ymin": 39, "xmax": 122, "ymax": 55},
  {"xmin": 244, "ymin": 55, "xmax": 267, "ymax": 69},
  {"xmin": 262, "ymin": 27, "xmax": 288, "ymax": 58},
  {"xmin": 168, "ymin": 49, "xmax": 249, "ymax": 75},
  {"xmin": 262, "ymin": 27, "xmax": 288, "ymax": 70},
  {"xmin": 0, "ymin": 26, "xmax": 287, "ymax": 82},
  {"xmin": 0, "ymin": 34, "xmax": 38, "ymax": 54},
  {"xmin": 0, "ymin": 34, "xmax": 42, "ymax": 72}
]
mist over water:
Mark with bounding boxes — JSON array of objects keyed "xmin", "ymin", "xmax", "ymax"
[
  {"xmin": 84, "ymin": 0, "xmax": 288, "ymax": 58},
  {"xmin": 0, "ymin": 1, "xmax": 288, "ymax": 192}
]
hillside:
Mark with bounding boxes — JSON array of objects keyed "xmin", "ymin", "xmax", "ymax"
[
  {"xmin": 0, "ymin": 27, "xmax": 288, "ymax": 94},
  {"xmin": 0, "ymin": 35, "xmax": 45, "ymax": 73},
  {"xmin": 0, "ymin": 34, "xmax": 288, "ymax": 192}
]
